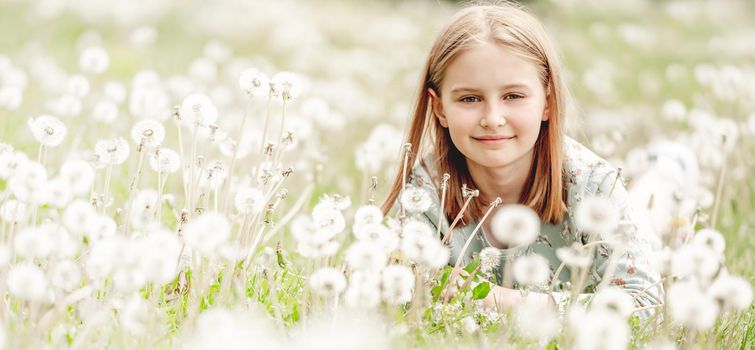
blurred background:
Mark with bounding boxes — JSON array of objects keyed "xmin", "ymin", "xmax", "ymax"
[{"xmin": 1, "ymin": 0, "xmax": 753, "ymax": 277}]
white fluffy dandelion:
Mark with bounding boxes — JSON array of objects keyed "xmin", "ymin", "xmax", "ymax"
[
  {"xmin": 512, "ymin": 254, "xmax": 551, "ymax": 287},
  {"xmin": 0, "ymin": 199, "xmax": 27, "ymax": 223},
  {"xmin": 691, "ymin": 228, "xmax": 725, "ymax": 255},
  {"xmin": 149, "ymin": 147, "xmax": 181, "ymax": 174},
  {"xmin": 238, "ymin": 68, "xmax": 270, "ymax": 98},
  {"xmin": 353, "ymin": 223, "xmax": 399, "ymax": 253},
  {"xmin": 399, "ymin": 185, "xmax": 432, "ymax": 214},
  {"xmin": 556, "ymin": 243, "xmax": 592, "ymax": 269},
  {"xmin": 667, "ymin": 280, "xmax": 719, "ymax": 330},
  {"xmin": 489, "ymin": 204, "xmax": 540, "ymax": 247},
  {"xmin": 180, "ymin": 93, "xmax": 218, "ymax": 125},
  {"xmin": 309, "ymin": 267, "xmax": 347, "ymax": 298},
  {"xmin": 7, "ymin": 263, "xmax": 49, "ymax": 302},
  {"xmin": 50, "ymin": 260, "xmax": 82, "ymax": 292},
  {"xmin": 234, "ymin": 187, "xmax": 265, "ymax": 214},
  {"xmin": 130, "ymin": 119, "xmax": 166, "ymax": 147},
  {"xmin": 353, "ymin": 204, "xmax": 384, "ymax": 227},
  {"xmin": 515, "ymin": 295, "xmax": 560, "ymax": 341},
  {"xmin": 182, "ymin": 212, "xmax": 231, "ymax": 257},
  {"xmin": 270, "ymin": 71, "xmax": 302, "ymax": 101},
  {"xmin": 381, "ymin": 264, "xmax": 414, "ymax": 305},
  {"xmin": 94, "ymin": 137, "xmax": 130, "ymax": 165},
  {"xmin": 59, "ymin": 160, "xmax": 95, "ymax": 195},
  {"xmin": 28, "ymin": 114, "xmax": 67, "ymax": 147},
  {"xmin": 707, "ymin": 274, "xmax": 753, "ymax": 312},
  {"xmin": 346, "ymin": 241, "xmax": 388, "ymax": 272},
  {"xmin": 79, "ymin": 46, "xmax": 109, "ymax": 74},
  {"xmin": 479, "ymin": 247, "xmax": 502, "ymax": 274},
  {"xmin": 671, "ymin": 244, "xmax": 720, "ymax": 282},
  {"xmin": 573, "ymin": 310, "xmax": 630, "ymax": 350},
  {"xmin": 574, "ymin": 196, "xmax": 620, "ymax": 237},
  {"xmin": 590, "ymin": 287, "xmax": 635, "ymax": 319}
]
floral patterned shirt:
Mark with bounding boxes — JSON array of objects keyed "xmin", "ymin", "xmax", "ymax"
[{"xmin": 410, "ymin": 137, "xmax": 663, "ymax": 319}]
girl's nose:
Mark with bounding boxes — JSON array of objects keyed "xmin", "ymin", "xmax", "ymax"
[{"xmin": 482, "ymin": 102, "xmax": 507, "ymax": 128}]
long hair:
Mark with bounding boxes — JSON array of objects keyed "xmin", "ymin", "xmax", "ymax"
[{"xmin": 381, "ymin": 2, "xmax": 570, "ymax": 225}]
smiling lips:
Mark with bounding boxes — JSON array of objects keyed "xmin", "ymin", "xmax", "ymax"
[{"xmin": 473, "ymin": 135, "xmax": 515, "ymax": 143}]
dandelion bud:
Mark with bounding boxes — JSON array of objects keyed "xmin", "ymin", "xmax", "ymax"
[
  {"xmin": 238, "ymin": 68, "xmax": 270, "ymax": 98},
  {"xmin": 130, "ymin": 119, "xmax": 165, "ymax": 148},
  {"xmin": 94, "ymin": 137, "xmax": 130, "ymax": 165},
  {"xmin": 79, "ymin": 46, "xmax": 109, "ymax": 74},
  {"xmin": 28, "ymin": 114, "xmax": 67, "ymax": 147},
  {"xmin": 270, "ymin": 71, "xmax": 302, "ymax": 101},
  {"xmin": 490, "ymin": 204, "xmax": 540, "ymax": 247},
  {"xmin": 180, "ymin": 93, "xmax": 218, "ymax": 125}
]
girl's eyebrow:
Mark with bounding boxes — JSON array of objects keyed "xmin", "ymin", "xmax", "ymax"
[{"xmin": 449, "ymin": 83, "xmax": 531, "ymax": 94}]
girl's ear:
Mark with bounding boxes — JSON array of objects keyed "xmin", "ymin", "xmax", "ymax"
[
  {"xmin": 428, "ymin": 88, "xmax": 448, "ymax": 128},
  {"xmin": 541, "ymin": 95, "xmax": 551, "ymax": 121}
]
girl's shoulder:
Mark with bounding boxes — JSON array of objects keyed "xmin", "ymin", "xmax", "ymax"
[{"xmin": 562, "ymin": 136, "xmax": 622, "ymax": 201}]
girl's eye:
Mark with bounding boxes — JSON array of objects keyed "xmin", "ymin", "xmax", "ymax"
[
  {"xmin": 504, "ymin": 93, "xmax": 525, "ymax": 100},
  {"xmin": 460, "ymin": 96, "xmax": 480, "ymax": 103}
]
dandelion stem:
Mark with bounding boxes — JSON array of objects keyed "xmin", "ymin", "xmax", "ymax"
[
  {"xmin": 711, "ymin": 143, "xmax": 728, "ymax": 229},
  {"xmin": 452, "ymin": 197, "xmax": 501, "ymax": 271},
  {"xmin": 221, "ymin": 97, "xmax": 253, "ymax": 214},
  {"xmin": 258, "ymin": 94, "xmax": 273, "ymax": 158},
  {"xmin": 122, "ymin": 140, "xmax": 147, "ymax": 235},
  {"xmin": 399, "ymin": 143, "xmax": 412, "ymax": 221},
  {"xmin": 270, "ymin": 100, "xmax": 288, "ymax": 175},
  {"xmin": 442, "ymin": 186, "xmax": 478, "ymax": 245},
  {"xmin": 608, "ymin": 167, "xmax": 623, "ymax": 198},
  {"xmin": 102, "ymin": 164, "xmax": 114, "ymax": 214},
  {"xmin": 436, "ymin": 173, "xmax": 450, "ymax": 240}
]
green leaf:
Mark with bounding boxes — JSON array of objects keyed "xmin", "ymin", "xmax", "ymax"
[
  {"xmin": 432, "ymin": 266, "xmax": 453, "ymax": 302},
  {"xmin": 463, "ymin": 260, "xmax": 480, "ymax": 274},
  {"xmin": 471, "ymin": 281, "xmax": 491, "ymax": 300}
]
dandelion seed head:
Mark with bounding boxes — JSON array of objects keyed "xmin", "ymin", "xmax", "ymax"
[
  {"xmin": 182, "ymin": 212, "xmax": 231, "ymax": 257},
  {"xmin": 0, "ymin": 199, "xmax": 28, "ymax": 223},
  {"xmin": 667, "ymin": 280, "xmax": 719, "ymax": 330},
  {"xmin": 590, "ymin": 287, "xmax": 635, "ymax": 319},
  {"xmin": 515, "ymin": 295, "xmax": 560, "ymax": 341},
  {"xmin": 130, "ymin": 119, "xmax": 165, "ymax": 147},
  {"xmin": 238, "ymin": 68, "xmax": 270, "ymax": 98},
  {"xmin": 139, "ymin": 229, "xmax": 181, "ymax": 284},
  {"xmin": 671, "ymin": 244, "xmax": 720, "ymax": 282},
  {"xmin": 7, "ymin": 263, "xmax": 49, "ymax": 302},
  {"xmin": 50, "ymin": 260, "xmax": 82, "ymax": 292},
  {"xmin": 556, "ymin": 243, "xmax": 592, "ymax": 269},
  {"xmin": 103, "ymin": 81, "xmax": 126, "ymax": 103},
  {"xmin": 461, "ymin": 316, "xmax": 479, "ymax": 334},
  {"xmin": 691, "ymin": 228, "xmax": 725, "ymax": 255},
  {"xmin": 59, "ymin": 159, "xmax": 95, "ymax": 195},
  {"xmin": 94, "ymin": 137, "xmax": 130, "ymax": 165},
  {"xmin": 344, "ymin": 271, "xmax": 382, "ymax": 308},
  {"xmin": 353, "ymin": 223, "xmax": 398, "ymax": 253},
  {"xmin": 63, "ymin": 199, "xmax": 98, "ymax": 236},
  {"xmin": 234, "ymin": 187, "xmax": 265, "ymax": 214},
  {"xmin": 399, "ymin": 184, "xmax": 432, "ymax": 214},
  {"xmin": 119, "ymin": 295, "xmax": 150, "ymax": 335},
  {"xmin": 490, "ymin": 204, "xmax": 540, "ymax": 247},
  {"xmin": 180, "ymin": 93, "xmax": 218, "ymax": 125},
  {"xmin": 309, "ymin": 267, "xmax": 347, "ymax": 298},
  {"xmin": 346, "ymin": 241, "xmax": 387, "ymax": 271},
  {"xmin": 66, "ymin": 74, "xmax": 90, "ymax": 97},
  {"xmin": 573, "ymin": 310, "xmax": 630, "ymax": 350},
  {"xmin": 129, "ymin": 86, "xmax": 170, "ymax": 121},
  {"xmin": 8, "ymin": 161, "xmax": 47, "ymax": 203},
  {"xmin": 0, "ymin": 150, "xmax": 27, "ymax": 179},
  {"xmin": 79, "ymin": 46, "xmax": 109, "ymax": 74},
  {"xmin": 28, "ymin": 114, "xmax": 67, "ymax": 147},
  {"xmin": 479, "ymin": 247, "xmax": 502, "ymax": 274},
  {"xmin": 574, "ymin": 196, "xmax": 620, "ymax": 237},
  {"xmin": 92, "ymin": 99, "xmax": 119, "ymax": 123},
  {"xmin": 149, "ymin": 147, "xmax": 180, "ymax": 174},
  {"xmin": 707, "ymin": 274, "xmax": 753, "ymax": 312},
  {"xmin": 381, "ymin": 264, "xmax": 414, "ymax": 305},
  {"xmin": 41, "ymin": 177, "xmax": 74, "ymax": 208},
  {"xmin": 0, "ymin": 85, "xmax": 22, "ymax": 110},
  {"xmin": 512, "ymin": 254, "xmax": 551, "ymax": 287},
  {"xmin": 270, "ymin": 71, "xmax": 302, "ymax": 101},
  {"xmin": 353, "ymin": 204, "xmax": 383, "ymax": 227}
]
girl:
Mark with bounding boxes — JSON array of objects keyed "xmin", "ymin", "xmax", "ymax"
[{"xmin": 381, "ymin": 3, "xmax": 662, "ymax": 317}]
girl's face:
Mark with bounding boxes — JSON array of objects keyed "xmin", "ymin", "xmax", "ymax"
[{"xmin": 430, "ymin": 41, "xmax": 549, "ymax": 172}]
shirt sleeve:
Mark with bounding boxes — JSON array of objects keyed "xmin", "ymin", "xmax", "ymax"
[{"xmin": 582, "ymin": 165, "xmax": 664, "ymax": 320}]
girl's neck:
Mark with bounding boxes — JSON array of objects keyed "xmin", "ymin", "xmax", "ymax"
[{"xmin": 465, "ymin": 150, "xmax": 534, "ymax": 206}]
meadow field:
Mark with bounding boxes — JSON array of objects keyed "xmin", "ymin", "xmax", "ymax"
[{"xmin": 0, "ymin": 0, "xmax": 753, "ymax": 348}]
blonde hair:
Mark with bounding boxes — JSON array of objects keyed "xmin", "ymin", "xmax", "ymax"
[{"xmin": 382, "ymin": 2, "xmax": 569, "ymax": 224}]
